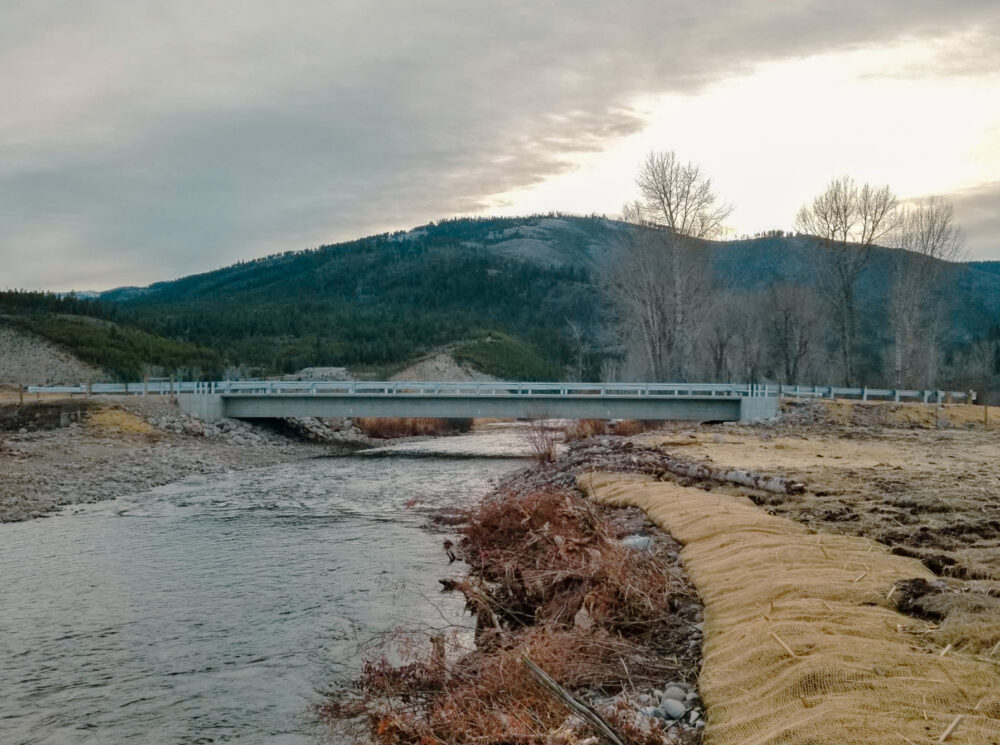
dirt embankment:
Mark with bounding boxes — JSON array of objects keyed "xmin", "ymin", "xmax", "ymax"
[
  {"xmin": 390, "ymin": 352, "xmax": 497, "ymax": 382},
  {"xmin": 0, "ymin": 396, "xmax": 375, "ymax": 522},
  {"xmin": 638, "ymin": 416, "xmax": 1000, "ymax": 588},
  {"xmin": 0, "ymin": 324, "xmax": 102, "ymax": 386}
]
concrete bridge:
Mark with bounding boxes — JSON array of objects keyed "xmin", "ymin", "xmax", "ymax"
[
  {"xmin": 171, "ymin": 381, "xmax": 779, "ymax": 422},
  {"xmin": 24, "ymin": 381, "xmax": 976, "ymax": 423}
]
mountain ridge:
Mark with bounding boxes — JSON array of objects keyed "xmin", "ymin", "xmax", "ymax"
[{"xmin": 5, "ymin": 214, "xmax": 998, "ymax": 386}]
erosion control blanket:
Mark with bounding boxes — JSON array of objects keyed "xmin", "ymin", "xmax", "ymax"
[{"xmin": 579, "ymin": 472, "xmax": 1000, "ymax": 745}]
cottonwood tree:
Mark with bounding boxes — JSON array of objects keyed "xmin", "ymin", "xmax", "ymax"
[
  {"xmin": 704, "ymin": 300, "xmax": 738, "ymax": 381},
  {"xmin": 887, "ymin": 196, "xmax": 965, "ymax": 387},
  {"xmin": 766, "ymin": 283, "xmax": 825, "ymax": 384},
  {"xmin": 608, "ymin": 151, "xmax": 733, "ymax": 380},
  {"xmin": 733, "ymin": 294, "xmax": 768, "ymax": 384},
  {"xmin": 796, "ymin": 177, "xmax": 897, "ymax": 385},
  {"xmin": 564, "ymin": 318, "xmax": 591, "ymax": 381},
  {"xmin": 604, "ymin": 225, "xmax": 677, "ymax": 379}
]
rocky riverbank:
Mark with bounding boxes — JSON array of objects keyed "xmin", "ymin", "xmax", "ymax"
[
  {"xmin": 318, "ymin": 404, "xmax": 1000, "ymax": 744},
  {"xmin": 0, "ymin": 396, "xmax": 378, "ymax": 522},
  {"xmin": 320, "ymin": 438, "xmax": 710, "ymax": 745}
]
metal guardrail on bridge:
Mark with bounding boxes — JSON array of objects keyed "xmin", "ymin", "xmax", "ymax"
[{"xmin": 23, "ymin": 381, "xmax": 975, "ymax": 403}]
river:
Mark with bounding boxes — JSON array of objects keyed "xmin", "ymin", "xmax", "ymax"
[{"xmin": 0, "ymin": 429, "xmax": 528, "ymax": 744}]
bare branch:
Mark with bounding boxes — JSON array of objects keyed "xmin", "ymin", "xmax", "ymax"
[{"xmin": 796, "ymin": 176, "xmax": 898, "ymax": 385}]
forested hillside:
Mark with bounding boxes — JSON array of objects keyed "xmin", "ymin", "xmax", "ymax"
[
  {"xmin": 4, "ymin": 215, "xmax": 998, "ymax": 390},
  {"xmin": 93, "ymin": 215, "xmax": 999, "ymax": 387},
  {"xmin": 0, "ymin": 292, "xmax": 223, "ymax": 381},
  {"xmin": 100, "ymin": 217, "xmax": 610, "ymax": 378}
]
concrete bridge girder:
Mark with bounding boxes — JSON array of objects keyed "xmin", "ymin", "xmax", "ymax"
[{"xmin": 177, "ymin": 393, "xmax": 778, "ymax": 423}]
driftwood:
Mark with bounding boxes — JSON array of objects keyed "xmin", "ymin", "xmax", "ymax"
[
  {"xmin": 521, "ymin": 655, "xmax": 629, "ymax": 745},
  {"xmin": 657, "ymin": 456, "xmax": 805, "ymax": 495}
]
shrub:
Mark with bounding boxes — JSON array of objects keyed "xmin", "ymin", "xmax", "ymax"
[
  {"xmin": 355, "ymin": 417, "xmax": 473, "ymax": 438},
  {"xmin": 319, "ymin": 489, "xmax": 695, "ymax": 745}
]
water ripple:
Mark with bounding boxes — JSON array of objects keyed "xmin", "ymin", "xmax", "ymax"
[{"xmin": 1, "ymin": 450, "xmax": 524, "ymax": 744}]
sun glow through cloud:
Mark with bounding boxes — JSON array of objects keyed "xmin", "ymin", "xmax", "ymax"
[{"xmin": 485, "ymin": 38, "xmax": 1000, "ymax": 248}]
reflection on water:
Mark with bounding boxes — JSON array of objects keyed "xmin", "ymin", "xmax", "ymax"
[{"xmin": 0, "ymin": 436, "xmax": 526, "ymax": 744}]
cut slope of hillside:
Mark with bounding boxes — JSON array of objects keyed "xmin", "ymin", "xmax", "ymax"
[
  {"xmin": 0, "ymin": 325, "xmax": 102, "ymax": 386},
  {"xmin": 389, "ymin": 352, "xmax": 497, "ymax": 382}
]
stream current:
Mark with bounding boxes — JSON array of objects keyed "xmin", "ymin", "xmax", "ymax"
[{"xmin": 0, "ymin": 430, "xmax": 527, "ymax": 744}]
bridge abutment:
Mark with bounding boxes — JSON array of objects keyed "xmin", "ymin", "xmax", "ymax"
[
  {"xmin": 177, "ymin": 393, "xmax": 225, "ymax": 422},
  {"xmin": 739, "ymin": 395, "xmax": 779, "ymax": 423}
]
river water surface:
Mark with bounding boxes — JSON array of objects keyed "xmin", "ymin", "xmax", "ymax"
[{"xmin": 1, "ymin": 431, "xmax": 527, "ymax": 744}]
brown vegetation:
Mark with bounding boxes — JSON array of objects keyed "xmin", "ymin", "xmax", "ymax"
[
  {"xmin": 319, "ymin": 489, "xmax": 702, "ymax": 744},
  {"xmin": 355, "ymin": 417, "xmax": 474, "ymax": 439},
  {"xmin": 563, "ymin": 419, "xmax": 663, "ymax": 442},
  {"xmin": 518, "ymin": 419, "xmax": 562, "ymax": 463},
  {"xmin": 86, "ymin": 407, "xmax": 159, "ymax": 437}
]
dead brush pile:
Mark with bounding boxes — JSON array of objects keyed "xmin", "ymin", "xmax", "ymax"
[{"xmin": 319, "ymin": 489, "xmax": 700, "ymax": 745}]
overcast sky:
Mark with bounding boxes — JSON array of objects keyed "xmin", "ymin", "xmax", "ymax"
[{"xmin": 2, "ymin": 1, "xmax": 999, "ymax": 291}]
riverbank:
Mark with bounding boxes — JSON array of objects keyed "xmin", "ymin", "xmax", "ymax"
[
  {"xmin": 321, "ymin": 439, "xmax": 713, "ymax": 745},
  {"xmin": 0, "ymin": 396, "xmax": 379, "ymax": 522},
  {"xmin": 320, "ymin": 400, "xmax": 1000, "ymax": 744}
]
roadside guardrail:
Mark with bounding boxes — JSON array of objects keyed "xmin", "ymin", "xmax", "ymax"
[{"xmin": 23, "ymin": 381, "xmax": 975, "ymax": 403}]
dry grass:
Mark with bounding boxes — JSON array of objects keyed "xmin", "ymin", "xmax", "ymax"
[
  {"xmin": 785, "ymin": 399, "xmax": 991, "ymax": 429},
  {"xmin": 356, "ymin": 417, "xmax": 473, "ymax": 438},
  {"xmin": 564, "ymin": 420, "xmax": 664, "ymax": 441},
  {"xmin": 611, "ymin": 420, "xmax": 662, "ymax": 437},
  {"xmin": 319, "ymin": 489, "xmax": 698, "ymax": 744},
  {"xmin": 86, "ymin": 407, "xmax": 158, "ymax": 436},
  {"xmin": 518, "ymin": 419, "xmax": 563, "ymax": 463},
  {"xmin": 641, "ymin": 424, "xmax": 1000, "ymax": 585},
  {"xmin": 563, "ymin": 419, "xmax": 611, "ymax": 440}
]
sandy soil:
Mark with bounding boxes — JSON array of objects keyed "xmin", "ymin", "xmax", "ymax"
[{"xmin": 639, "ymin": 400, "xmax": 1000, "ymax": 596}]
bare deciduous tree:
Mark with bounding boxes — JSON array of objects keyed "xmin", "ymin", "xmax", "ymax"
[
  {"xmin": 634, "ymin": 152, "xmax": 733, "ymax": 239},
  {"xmin": 796, "ymin": 176, "xmax": 897, "ymax": 385},
  {"xmin": 733, "ymin": 295, "xmax": 767, "ymax": 384},
  {"xmin": 564, "ymin": 318, "xmax": 589, "ymax": 381},
  {"xmin": 608, "ymin": 151, "xmax": 733, "ymax": 380},
  {"xmin": 705, "ymin": 305, "xmax": 736, "ymax": 382},
  {"xmin": 887, "ymin": 196, "xmax": 965, "ymax": 387},
  {"xmin": 766, "ymin": 284, "xmax": 825, "ymax": 384}
]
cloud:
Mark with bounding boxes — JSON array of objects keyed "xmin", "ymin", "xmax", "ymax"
[
  {"xmin": 948, "ymin": 181, "xmax": 1000, "ymax": 260},
  {"xmin": 1, "ymin": 0, "xmax": 999, "ymax": 289}
]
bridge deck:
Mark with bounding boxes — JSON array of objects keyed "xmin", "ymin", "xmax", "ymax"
[{"xmin": 22, "ymin": 380, "xmax": 975, "ymax": 424}]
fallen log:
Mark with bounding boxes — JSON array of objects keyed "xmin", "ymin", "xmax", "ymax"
[
  {"xmin": 657, "ymin": 456, "xmax": 805, "ymax": 495},
  {"xmin": 521, "ymin": 655, "xmax": 628, "ymax": 745}
]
